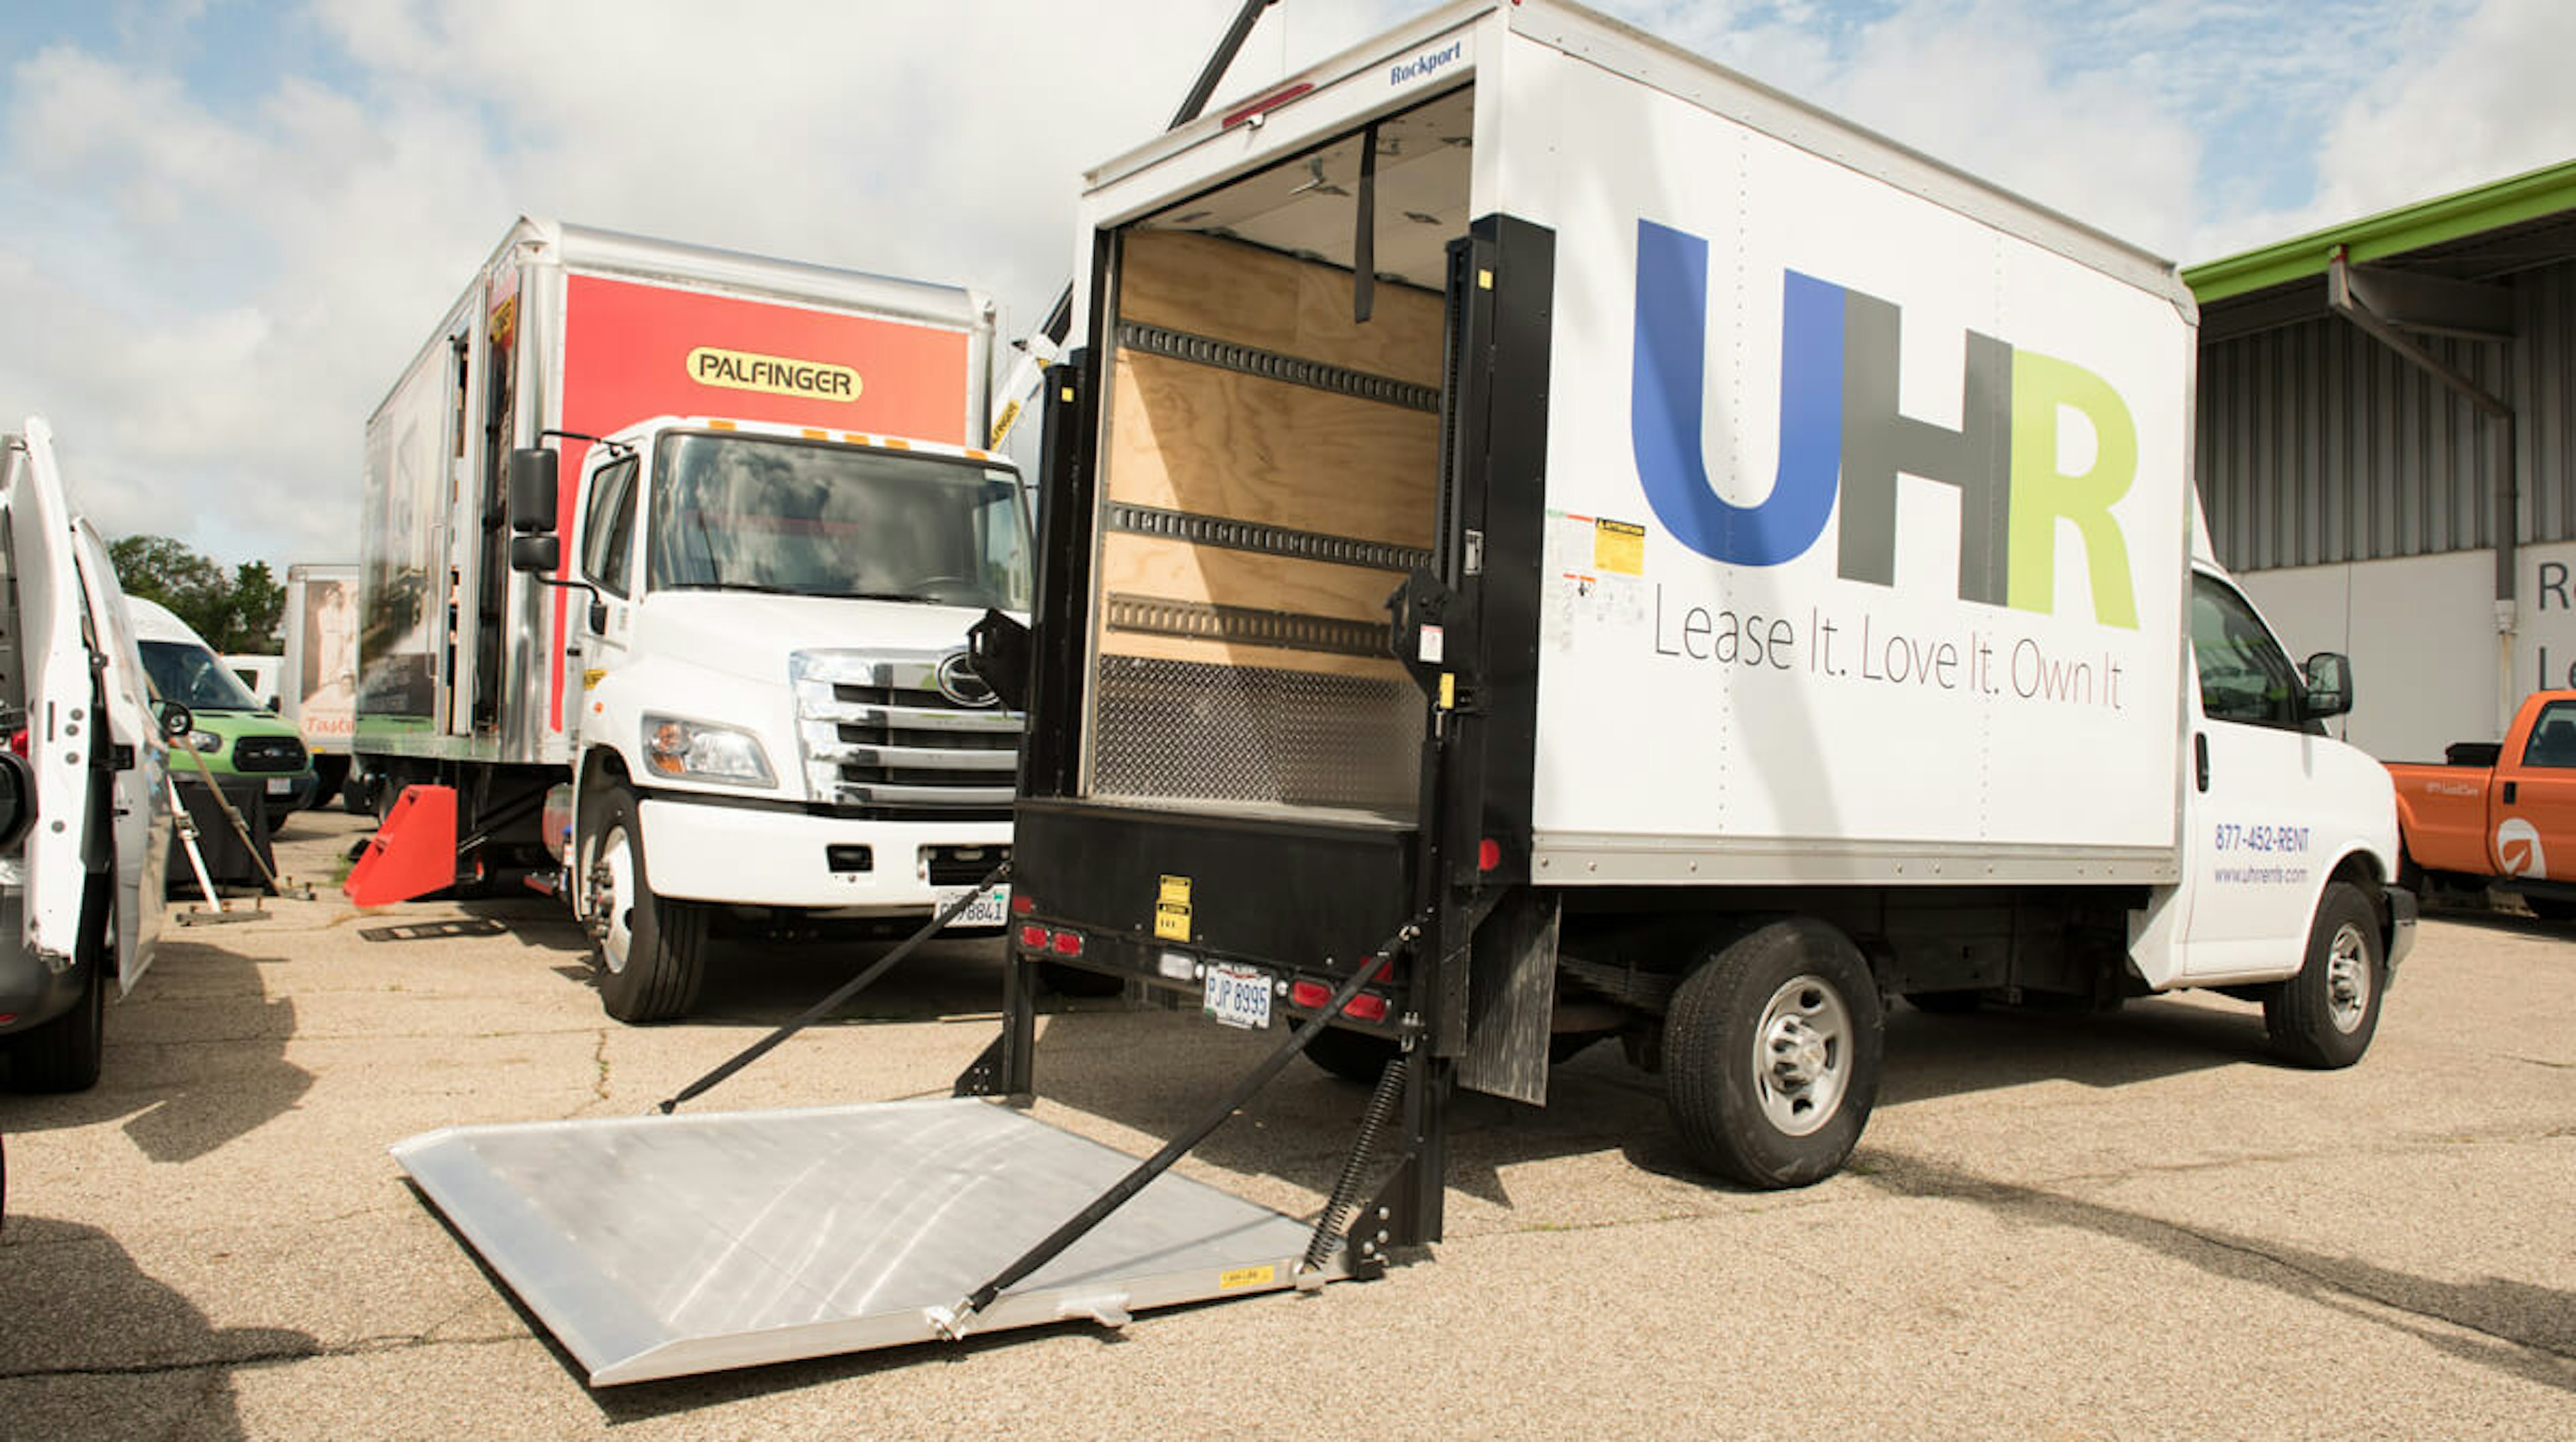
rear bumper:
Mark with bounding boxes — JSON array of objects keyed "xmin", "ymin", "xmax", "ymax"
[
  {"xmin": 1009, "ymin": 799, "xmax": 1418, "ymax": 1030},
  {"xmin": 637, "ymin": 796, "xmax": 1010, "ymax": 914}
]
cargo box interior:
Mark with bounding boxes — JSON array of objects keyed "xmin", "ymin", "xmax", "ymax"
[{"xmin": 1085, "ymin": 85, "xmax": 1472, "ymax": 824}]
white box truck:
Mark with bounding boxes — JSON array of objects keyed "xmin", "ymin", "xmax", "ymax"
[
  {"xmin": 979, "ymin": 0, "xmax": 2414, "ymax": 1236},
  {"xmin": 350, "ymin": 219, "xmax": 1032, "ymax": 1021},
  {"xmin": 387, "ymin": 3, "xmax": 2417, "ymax": 1384},
  {"xmin": 279, "ymin": 562, "xmax": 358, "ymax": 809}
]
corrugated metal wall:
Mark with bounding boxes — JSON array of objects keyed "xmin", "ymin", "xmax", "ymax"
[{"xmin": 2198, "ymin": 257, "xmax": 2576, "ymax": 571}]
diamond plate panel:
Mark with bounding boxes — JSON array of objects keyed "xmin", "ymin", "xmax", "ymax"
[{"xmin": 1090, "ymin": 656, "xmax": 1424, "ymax": 818}]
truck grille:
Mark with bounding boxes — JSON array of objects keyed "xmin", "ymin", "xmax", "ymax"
[
  {"xmin": 791, "ymin": 651, "xmax": 1022, "ymax": 821},
  {"xmin": 232, "ymin": 735, "xmax": 309, "ymax": 774}
]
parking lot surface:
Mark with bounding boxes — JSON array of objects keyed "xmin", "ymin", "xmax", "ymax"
[{"xmin": 2, "ymin": 811, "xmax": 2570, "ymax": 1439}]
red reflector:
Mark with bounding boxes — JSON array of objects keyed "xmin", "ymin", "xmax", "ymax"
[
  {"xmin": 1049, "ymin": 930, "xmax": 1084, "ymax": 957},
  {"xmin": 1342, "ymin": 991, "xmax": 1389, "ymax": 1023},
  {"xmin": 1010, "ymin": 893, "xmax": 1036, "ymax": 917},
  {"xmin": 1222, "ymin": 81, "xmax": 1313, "ymax": 128},
  {"xmin": 1018, "ymin": 924, "xmax": 1050, "ymax": 950},
  {"xmin": 1288, "ymin": 979, "xmax": 1332, "ymax": 1010},
  {"xmin": 1477, "ymin": 837, "xmax": 1501, "ymax": 871},
  {"xmin": 8, "ymin": 728, "xmax": 26, "ymax": 759}
]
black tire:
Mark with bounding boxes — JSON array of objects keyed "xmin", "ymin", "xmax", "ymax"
[
  {"xmin": 2265, "ymin": 881, "xmax": 2383, "ymax": 1068},
  {"xmin": 1036, "ymin": 961, "xmax": 1124, "ymax": 997},
  {"xmin": 1905, "ymin": 990, "xmax": 1983, "ymax": 1015},
  {"xmin": 1665, "ymin": 918, "xmax": 1883, "ymax": 1189},
  {"xmin": 2522, "ymin": 896, "xmax": 2576, "ymax": 923},
  {"xmin": 580, "ymin": 783, "xmax": 706, "ymax": 1023},
  {"xmin": 1302, "ymin": 1027, "xmax": 1402, "ymax": 1087},
  {"xmin": 307, "ymin": 756, "xmax": 350, "ymax": 814},
  {"xmin": 7, "ymin": 873, "xmax": 114, "ymax": 1093}
]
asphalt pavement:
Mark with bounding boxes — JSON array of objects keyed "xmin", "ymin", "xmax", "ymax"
[{"xmin": 0, "ymin": 810, "xmax": 2569, "ymax": 1439}]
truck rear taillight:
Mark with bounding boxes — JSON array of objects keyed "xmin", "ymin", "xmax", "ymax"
[
  {"xmin": 1284, "ymin": 979, "xmax": 1391, "ymax": 1024},
  {"xmin": 1010, "ymin": 893, "xmax": 1036, "ymax": 918},
  {"xmin": 1017, "ymin": 924, "xmax": 1050, "ymax": 951},
  {"xmin": 1478, "ymin": 838, "xmax": 1501, "ymax": 871},
  {"xmin": 1049, "ymin": 930, "xmax": 1085, "ymax": 958}
]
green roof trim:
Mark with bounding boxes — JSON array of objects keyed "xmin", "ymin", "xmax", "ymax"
[{"xmin": 2186, "ymin": 157, "xmax": 2576, "ymax": 304}]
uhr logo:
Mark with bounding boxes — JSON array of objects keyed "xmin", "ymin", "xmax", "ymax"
[{"xmin": 1631, "ymin": 219, "xmax": 2141, "ymax": 628}]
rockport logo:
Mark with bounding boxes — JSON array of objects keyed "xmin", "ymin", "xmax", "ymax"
[
  {"xmin": 686, "ymin": 347, "xmax": 861, "ymax": 402},
  {"xmin": 1390, "ymin": 40, "xmax": 1462, "ymax": 87}
]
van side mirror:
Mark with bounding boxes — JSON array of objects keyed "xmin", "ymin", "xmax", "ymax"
[
  {"xmin": 157, "ymin": 700, "xmax": 195, "ymax": 740},
  {"xmin": 509, "ymin": 533, "xmax": 562, "ymax": 574},
  {"xmin": 0, "ymin": 751, "xmax": 33, "ymax": 851},
  {"xmin": 2302, "ymin": 652, "xmax": 2353, "ymax": 720},
  {"xmin": 509, "ymin": 448, "xmax": 559, "ymax": 535}
]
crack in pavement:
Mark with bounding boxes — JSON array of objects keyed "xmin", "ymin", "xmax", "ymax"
[{"xmin": 0, "ymin": 1331, "xmax": 531, "ymax": 1384}]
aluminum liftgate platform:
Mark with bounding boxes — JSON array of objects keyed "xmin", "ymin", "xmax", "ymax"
[{"xmin": 392, "ymin": 1097, "xmax": 1345, "ymax": 1386}]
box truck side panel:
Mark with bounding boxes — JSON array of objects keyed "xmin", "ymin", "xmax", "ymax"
[
  {"xmin": 1503, "ymin": 34, "xmax": 2190, "ymax": 871},
  {"xmin": 359, "ymin": 321, "xmax": 467, "ymax": 748}
]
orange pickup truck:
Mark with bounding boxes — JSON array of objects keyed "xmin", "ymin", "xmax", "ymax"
[{"xmin": 2387, "ymin": 689, "xmax": 2576, "ymax": 918}]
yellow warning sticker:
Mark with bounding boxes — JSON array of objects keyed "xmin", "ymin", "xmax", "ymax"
[
  {"xmin": 1155, "ymin": 903, "xmax": 1191, "ymax": 942},
  {"xmin": 1159, "ymin": 875, "xmax": 1191, "ymax": 906},
  {"xmin": 1593, "ymin": 518, "xmax": 1645, "ymax": 575},
  {"xmin": 1219, "ymin": 1265, "xmax": 1276, "ymax": 1290},
  {"xmin": 582, "ymin": 668, "xmax": 606, "ymax": 690}
]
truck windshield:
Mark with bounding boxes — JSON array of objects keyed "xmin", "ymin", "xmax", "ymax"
[
  {"xmin": 140, "ymin": 639, "xmax": 265, "ymax": 712},
  {"xmin": 646, "ymin": 432, "xmax": 1032, "ymax": 610}
]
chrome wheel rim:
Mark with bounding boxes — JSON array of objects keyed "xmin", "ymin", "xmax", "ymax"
[
  {"xmin": 588, "ymin": 821, "xmax": 637, "ymax": 976},
  {"xmin": 2324, "ymin": 922, "xmax": 2371, "ymax": 1034},
  {"xmin": 1754, "ymin": 974, "xmax": 1851, "ymax": 1137}
]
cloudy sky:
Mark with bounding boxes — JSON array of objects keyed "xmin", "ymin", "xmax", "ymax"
[{"xmin": 4, "ymin": 0, "xmax": 2571, "ymax": 573}]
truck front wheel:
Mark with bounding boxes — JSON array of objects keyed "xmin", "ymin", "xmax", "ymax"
[
  {"xmin": 581, "ymin": 784, "xmax": 706, "ymax": 1024},
  {"xmin": 2265, "ymin": 881, "xmax": 2381, "ymax": 1068},
  {"xmin": 1664, "ymin": 918, "xmax": 1882, "ymax": 1188}
]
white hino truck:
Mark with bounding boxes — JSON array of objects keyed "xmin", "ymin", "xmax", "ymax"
[
  {"xmin": 392, "ymin": 2, "xmax": 2412, "ymax": 1386},
  {"xmin": 348, "ymin": 220, "xmax": 1032, "ymax": 1021}
]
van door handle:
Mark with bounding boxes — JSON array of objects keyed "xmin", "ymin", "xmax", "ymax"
[
  {"xmin": 2195, "ymin": 733, "xmax": 2209, "ymax": 793},
  {"xmin": 2504, "ymin": 779, "xmax": 2518, "ymax": 805}
]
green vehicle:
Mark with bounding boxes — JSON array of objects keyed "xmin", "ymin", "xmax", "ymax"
[{"xmin": 129, "ymin": 596, "xmax": 317, "ymax": 814}]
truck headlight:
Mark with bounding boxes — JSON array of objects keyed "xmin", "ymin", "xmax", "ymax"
[
  {"xmin": 642, "ymin": 715, "xmax": 775, "ymax": 787},
  {"xmin": 186, "ymin": 730, "xmax": 225, "ymax": 754}
]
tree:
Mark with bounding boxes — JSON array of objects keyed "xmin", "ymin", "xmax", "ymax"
[{"xmin": 107, "ymin": 535, "xmax": 284, "ymax": 653}]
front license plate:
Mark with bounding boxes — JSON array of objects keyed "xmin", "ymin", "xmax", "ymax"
[
  {"xmin": 1202, "ymin": 961, "xmax": 1273, "ymax": 1030},
  {"xmin": 265, "ymin": 777, "xmax": 293, "ymax": 796},
  {"xmin": 937, "ymin": 885, "xmax": 1009, "ymax": 929}
]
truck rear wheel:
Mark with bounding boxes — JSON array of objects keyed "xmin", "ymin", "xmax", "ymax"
[
  {"xmin": 2265, "ymin": 881, "xmax": 2381, "ymax": 1068},
  {"xmin": 582, "ymin": 784, "xmax": 706, "ymax": 1024},
  {"xmin": 1664, "ymin": 918, "xmax": 1882, "ymax": 1189}
]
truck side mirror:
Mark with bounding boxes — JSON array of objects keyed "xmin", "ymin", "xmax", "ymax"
[
  {"xmin": 508, "ymin": 447, "xmax": 559, "ymax": 535},
  {"xmin": 509, "ymin": 533, "xmax": 562, "ymax": 574},
  {"xmin": 2302, "ymin": 651, "xmax": 2353, "ymax": 720}
]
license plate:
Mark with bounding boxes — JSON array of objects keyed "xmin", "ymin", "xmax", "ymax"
[
  {"xmin": 1202, "ymin": 961, "xmax": 1273, "ymax": 1030},
  {"xmin": 937, "ymin": 884, "xmax": 1008, "ymax": 929},
  {"xmin": 265, "ymin": 777, "xmax": 293, "ymax": 796}
]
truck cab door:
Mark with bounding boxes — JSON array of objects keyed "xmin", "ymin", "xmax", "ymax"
[
  {"xmin": 2176, "ymin": 570, "xmax": 2334, "ymax": 979},
  {"xmin": 566, "ymin": 451, "xmax": 642, "ymax": 744},
  {"xmin": 73, "ymin": 518, "xmax": 168, "ymax": 991},
  {"xmin": 6, "ymin": 420, "xmax": 107, "ymax": 980},
  {"xmin": 2487, "ymin": 696, "xmax": 2576, "ymax": 880}
]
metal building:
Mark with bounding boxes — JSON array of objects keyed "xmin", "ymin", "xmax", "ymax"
[{"xmin": 2188, "ymin": 160, "xmax": 2576, "ymax": 761}]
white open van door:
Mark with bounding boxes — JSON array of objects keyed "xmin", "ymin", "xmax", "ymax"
[
  {"xmin": 74, "ymin": 518, "xmax": 168, "ymax": 989},
  {"xmin": 8, "ymin": 419, "xmax": 105, "ymax": 979}
]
